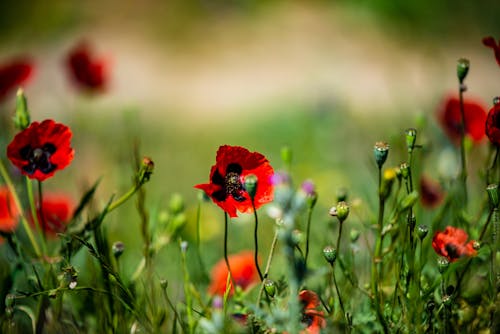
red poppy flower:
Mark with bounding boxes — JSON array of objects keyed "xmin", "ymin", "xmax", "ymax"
[
  {"xmin": 0, "ymin": 186, "xmax": 19, "ymax": 232},
  {"xmin": 483, "ymin": 36, "xmax": 500, "ymax": 67},
  {"xmin": 0, "ymin": 58, "xmax": 33, "ymax": 103},
  {"xmin": 486, "ymin": 101, "xmax": 500, "ymax": 146},
  {"xmin": 438, "ymin": 95, "xmax": 487, "ymax": 145},
  {"xmin": 419, "ymin": 175, "xmax": 445, "ymax": 209},
  {"xmin": 31, "ymin": 193, "xmax": 74, "ymax": 235},
  {"xmin": 195, "ymin": 145, "xmax": 274, "ymax": 218},
  {"xmin": 7, "ymin": 119, "xmax": 74, "ymax": 181},
  {"xmin": 208, "ymin": 250, "xmax": 259, "ymax": 296},
  {"xmin": 66, "ymin": 41, "xmax": 109, "ymax": 92},
  {"xmin": 432, "ymin": 226, "xmax": 477, "ymax": 262},
  {"xmin": 299, "ymin": 290, "xmax": 326, "ymax": 334}
]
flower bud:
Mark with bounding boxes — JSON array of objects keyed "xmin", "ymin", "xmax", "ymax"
[
  {"xmin": 336, "ymin": 187, "xmax": 348, "ymax": 202},
  {"xmin": 264, "ymin": 279, "xmax": 276, "ymax": 298},
  {"xmin": 417, "ymin": 224, "xmax": 429, "ymax": 240},
  {"xmin": 169, "ymin": 193, "xmax": 185, "ymax": 214},
  {"xmin": 457, "ymin": 58, "xmax": 470, "ymax": 83},
  {"xmin": 160, "ymin": 279, "xmax": 168, "ymax": 290},
  {"xmin": 180, "ymin": 240, "xmax": 189, "ymax": 253},
  {"xmin": 335, "ymin": 201, "xmax": 350, "ymax": 223},
  {"xmin": 13, "ymin": 88, "xmax": 30, "ymax": 130},
  {"xmin": 437, "ymin": 257, "xmax": 450, "ymax": 274},
  {"xmin": 112, "ymin": 241, "xmax": 125, "ymax": 259},
  {"xmin": 350, "ymin": 229, "xmax": 361, "ymax": 243},
  {"xmin": 374, "ymin": 142, "xmax": 390, "ymax": 168},
  {"xmin": 138, "ymin": 157, "xmax": 154, "ymax": 184},
  {"xmin": 301, "ymin": 180, "xmax": 317, "ymax": 209},
  {"xmin": 399, "ymin": 162, "xmax": 410, "ymax": 180},
  {"xmin": 291, "ymin": 229, "xmax": 303, "ymax": 246},
  {"xmin": 400, "ymin": 191, "xmax": 419, "ymax": 211},
  {"xmin": 244, "ymin": 174, "xmax": 258, "ymax": 200},
  {"xmin": 486, "ymin": 184, "xmax": 499, "ymax": 208},
  {"xmin": 323, "ymin": 245, "xmax": 337, "ymax": 265},
  {"xmin": 405, "ymin": 128, "xmax": 417, "ymax": 153}
]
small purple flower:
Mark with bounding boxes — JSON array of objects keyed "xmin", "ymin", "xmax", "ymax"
[
  {"xmin": 271, "ymin": 171, "xmax": 291, "ymax": 186},
  {"xmin": 301, "ymin": 179, "xmax": 315, "ymax": 196}
]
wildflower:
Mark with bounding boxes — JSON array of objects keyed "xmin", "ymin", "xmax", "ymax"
[
  {"xmin": 438, "ymin": 95, "xmax": 487, "ymax": 145},
  {"xmin": 0, "ymin": 58, "xmax": 33, "ymax": 103},
  {"xmin": 299, "ymin": 290, "xmax": 326, "ymax": 334},
  {"xmin": 482, "ymin": 36, "xmax": 500, "ymax": 67},
  {"xmin": 208, "ymin": 250, "xmax": 259, "ymax": 296},
  {"xmin": 7, "ymin": 120, "xmax": 74, "ymax": 181},
  {"xmin": 195, "ymin": 145, "xmax": 274, "ymax": 218},
  {"xmin": 66, "ymin": 41, "xmax": 109, "ymax": 92},
  {"xmin": 432, "ymin": 226, "xmax": 477, "ymax": 262},
  {"xmin": 0, "ymin": 186, "xmax": 19, "ymax": 232},
  {"xmin": 31, "ymin": 193, "xmax": 74, "ymax": 235},
  {"xmin": 485, "ymin": 100, "xmax": 500, "ymax": 146},
  {"xmin": 419, "ymin": 175, "xmax": 445, "ymax": 209}
]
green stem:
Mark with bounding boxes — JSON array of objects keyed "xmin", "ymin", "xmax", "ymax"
[
  {"xmin": 304, "ymin": 206, "xmax": 313, "ymax": 268},
  {"xmin": 458, "ymin": 83, "xmax": 468, "ymax": 206},
  {"xmin": 223, "ymin": 213, "xmax": 235, "ymax": 290},
  {"xmin": 331, "ymin": 263, "xmax": 348, "ymax": 328},
  {"xmin": 257, "ymin": 228, "xmax": 279, "ymax": 305},
  {"xmin": 251, "ymin": 199, "xmax": 264, "ymax": 282},
  {"xmin": 180, "ymin": 241, "xmax": 195, "ymax": 334},
  {"xmin": 0, "ymin": 160, "xmax": 42, "ymax": 257}
]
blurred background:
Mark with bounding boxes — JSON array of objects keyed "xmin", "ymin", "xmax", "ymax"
[{"xmin": 1, "ymin": 0, "xmax": 500, "ymax": 282}]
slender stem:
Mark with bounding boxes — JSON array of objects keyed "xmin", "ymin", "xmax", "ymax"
[
  {"xmin": 257, "ymin": 228, "xmax": 279, "ymax": 305},
  {"xmin": 180, "ymin": 242, "xmax": 195, "ymax": 334},
  {"xmin": 223, "ymin": 213, "xmax": 235, "ymax": 290},
  {"xmin": 458, "ymin": 83, "xmax": 468, "ymax": 206},
  {"xmin": 251, "ymin": 199, "xmax": 264, "ymax": 281},
  {"xmin": 331, "ymin": 263, "xmax": 348, "ymax": 327},
  {"xmin": 0, "ymin": 160, "xmax": 42, "ymax": 257},
  {"xmin": 195, "ymin": 197, "xmax": 208, "ymax": 282},
  {"xmin": 37, "ymin": 180, "xmax": 47, "ymax": 241},
  {"xmin": 304, "ymin": 206, "xmax": 313, "ymax": 268}
]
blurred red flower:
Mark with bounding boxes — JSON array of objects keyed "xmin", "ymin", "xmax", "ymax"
[
  {"xmin": 0, "ymin": 186, "xmax": 19, "ymax": 232},
  {"xmin": 299, "ymin": 290, "xmax": 326, "ymax": 334},
  {"xmin": 432, "ymin": 226, "xmax": 476, "ymax": 262},
  {"xmin": 208, "ymin": 250, "xmax": 259, "ymax": 296},
  {"xmin": 0, "ymin": 58, "xmax": 34, "ymax": 103},
  {"xmin": 195, "ymin": 145, "xmax": 274, "ymax": 218},
  {"xmin": 483, "ymin": 36, "xmax": 500, "ymax": 67},
  {"xmin": 7, "ymin": 120, "xmax": 74, "ymax": 181},
  {"xmin": 438, "ymin": 95, "xmax": 487, "ymax": 145},
  {"xmin": 66, "ymin": 41, "xmax": 109, "ymax": 92},
  {"xmin": 419, "ymin": 175, "xmax": 445, "ymax": 209},
  {"xmin": 485, "ymin": 101, "xmax": 500, "ymax": 146},
  {"xmin": 31, "ymin": 193, "xmax": 74, "ymax": 235}
]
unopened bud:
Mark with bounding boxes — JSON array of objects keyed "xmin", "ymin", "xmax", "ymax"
[
  {"xmin": 264, "ymin": 279, "xmax": 276, "ymax": 298},
  {"xmin": 457, "ymin": 58, "xmax": 470, "ymax": 83},
  {"xmin": 400, "ymin": 162, "xmax": 410, "ymax": 180},
  {"xmin": 323, "ymin": 245, "xmax": 337, "ymax": 265},
  {"xmin": 335, "ymin": 201, "xmax": 350, "ymax": 223},
  {"xmin": 417, "ymin": 224, "xmax": 429, "ymax": 240},
  {"xmin": 160, "ymin": 279, "xmax": 168, "ymax": 290},
  {"xmin": 169, "ymin": 193, "xmax": 185, "ymax": 214},
  {"xmin": 281, "ymin": 146, "xmax": 293, "ymax": 166},
  {"xmin": 405, "ymin": 128, "xmax": 417, "ymax": 153},
  {"xmin": 13, "ymin": 88, "xmax": 30, "ymax": 130},
  {"xmin": 350, "ymin": 229, "xmax": 360, "ymax": 243},
  {"xmin": 138, "ymin": 157, "xmax": 154, "ymax": 184},
  {"xmin": 486, "ymin": 184, "xmax": 499, "ymax": 208},
  {"xmin": 374, "ymin": 142, "xmax": 390, "ymax": 168},
  {"xmin": 336, "ymin": 187, "xmax": 348, "ymax": 202},
  {"xmin": 112, "ymin": 241, "xmax": 125, "ymax": 259},
  {"xmin": 244, "ymin": 174, "xmax": 258, "ymax": 199},
  {"xmin": 437, "ymin": 257, "xmax": 450, "ymax": 274}
]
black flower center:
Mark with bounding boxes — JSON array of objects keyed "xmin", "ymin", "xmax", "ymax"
[
  {"xmin": 301, "ymin": 313, "xmax": 314, "ymax": 327},
  {"xmin": 19, "ymin": 143, "xmax": 57, "ymax": 175},
  {"xmin": 494, "ymin": 112, "xmax": 500, "ymax": 129},
  {"xmin": 445, "ymin": 243, "xmax": 459, "ymax": 259},
  {"xmin": 211, "ymin": 163, "xmax": 246, "ymax": 202}
]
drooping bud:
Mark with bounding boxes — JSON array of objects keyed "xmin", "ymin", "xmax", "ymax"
[
  {"xmin": 138, "ymin": 157, "xmax": 154, "ymax": 184},
  {"xmin": 323, "ymin": 245, "xmax": 337, "ymax": 265},
  {"xmin": 112, "ymin": 241, "xmax": 125, "ymax": 259},
  {"xmin": 264, "ymin": 279, "xmax": 276, "ymax": 298},
  {"xmin": 405, "ymin": 128, "xmax": 417, "ymax": 153},
  {"xmin": 486, "ymin": 184, "xmax": 499, "ymax": 208},
  {"xmin": 457, "ymin": 58, "xmax": 470, "ymax": 83},
  {"xmin": 417, "ymin": 224, "xmax": 429, "ymax": 240},
  {"xmin": 374, "ymin": 142, "xmax": 390, "ymax": 168},
  {"xmin": 244, "ymin": 174, "xmax": 258, "ymax": 200},
  {"xmin": 13, "ymin": 88, "xmax": 31, "ymax": 130}
]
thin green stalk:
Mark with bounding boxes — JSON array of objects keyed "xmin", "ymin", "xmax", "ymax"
[
  {"xmin": 251, "ymin": 199, "xmax": 264, "ymax": 281},
  {"xmin": 458, "ymin": 83, "xmax": 468, "ymax": 206},
  {"xmin": 331, "ymin": 263, "xmax": 348, "ymax": 328},
  {"xmin": 304, "ymin": 206, "xmax": 313, "ymax": 268},
  {"xmin": 257, "ymin": 228, "xmax": 279, "ymax": 305},
  {"xmin": 180, "ymin": 241, "xmax": 195, "ymax": 334},
  {"xmin": 371, "ymin": 166, "xmax": 389, "ymax": 334},
  {"xmin": 223, "ymin": 213, "xmax": 235, "ymax": 290},
  {"xmin": 0, "ymin": 159, "xmax": 42, "ymax": 257}
]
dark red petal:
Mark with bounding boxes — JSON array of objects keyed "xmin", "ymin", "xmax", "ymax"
[{"xmin": 0, "ymin": 59, "xmax": 34, "ymax": 101}]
